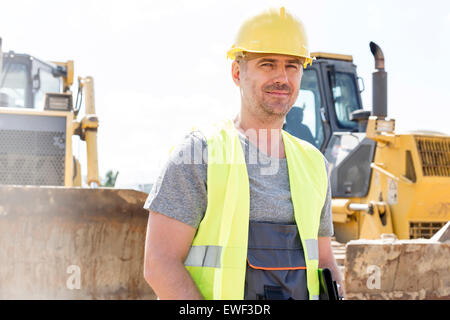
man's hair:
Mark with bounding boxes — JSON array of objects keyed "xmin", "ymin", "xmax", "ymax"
[{"xmin": 235, "ymin": 54, "xmax": 248, "ymax": 72}]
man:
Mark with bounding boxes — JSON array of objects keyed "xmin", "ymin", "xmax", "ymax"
[{"xmin": 143, "ymin": 7, "xmax": 344, "ymax": 300}]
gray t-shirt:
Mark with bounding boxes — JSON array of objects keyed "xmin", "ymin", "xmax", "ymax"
[{"xmin": 144, "ymin": 130, "xmax": 334, "ymax": 237}]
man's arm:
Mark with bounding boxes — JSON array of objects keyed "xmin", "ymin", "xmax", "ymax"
[
  {"xmin": 143, "ymin": 210, "xmax": 203, "ymax": 299},
  {"xmin": 318, "ymin": 236, "xmax": 345, "ymax": 298}
]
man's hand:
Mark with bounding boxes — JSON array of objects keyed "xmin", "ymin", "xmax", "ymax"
[
  {"xmin": 143, "ymin": 210, "xmax": 203, "ymax": 299},
  {"xmin": 318, "ymin": 236, "xmax": 345, "ymax": 299}
]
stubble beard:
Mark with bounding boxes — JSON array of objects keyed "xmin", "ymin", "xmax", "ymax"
[
  {"xmin": 260, "ymin": 99, "xmax": 291, "ymax": 117},
  {"xmin": 255, "ymin": 84, "xmax": 298, "ymax": 120},
  {"xmin": 241, "ymin": 82, "xmax": 297, "ymax": 123},
  {"xmin": 251, "ymin": 91, "xmax": 295, "ymax": 124}
]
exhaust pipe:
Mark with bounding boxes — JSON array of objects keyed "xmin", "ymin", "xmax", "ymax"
[{"xmin": 370, "ymin": 42, "xmax": 387, "ymax": 118}]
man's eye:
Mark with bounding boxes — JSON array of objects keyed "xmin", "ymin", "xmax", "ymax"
[
  {"xmin": 287, "ymin": 65, "xmax": 299, "ymax": 69},
  {"xmin": 261, "ymin": 63, "xmax": 273, "ymax": 67}
]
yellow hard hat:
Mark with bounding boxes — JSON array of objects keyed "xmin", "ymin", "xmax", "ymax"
[{"xmin": 227, "ymin": 7, "xmax": 313, "ymax": 68}]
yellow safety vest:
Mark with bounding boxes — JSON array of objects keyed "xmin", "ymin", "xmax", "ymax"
[{"xmin": 184, "ymin": 119, "xmax": 328, "ymax": 300}]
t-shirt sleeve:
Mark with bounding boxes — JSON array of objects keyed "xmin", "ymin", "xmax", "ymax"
[
  {"xmin": 143, "ymin": 131, "xmax": 208, "ymax": 229},
  {"xmin": 318, "ymin": 156, "xmax": 334, "ymax": 237}
]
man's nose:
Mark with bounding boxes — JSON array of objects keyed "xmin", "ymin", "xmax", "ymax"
[{"xmin": 272, "ymin": 65, "xmax": 289, "ymax": 84}]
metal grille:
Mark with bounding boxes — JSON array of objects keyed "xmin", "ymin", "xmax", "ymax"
[
  {"xmin": 415, "ymin": 136, "xmax": 450, "ymax": 177},
  {"xmin": 409, "ymin": 221, "xmax": 446, "ymax": 239},
  {"xmin": 0, "ymin": 114, "xmax": 66, "ymax": 186}
]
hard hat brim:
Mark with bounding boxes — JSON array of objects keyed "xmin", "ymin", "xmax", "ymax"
[{"xmin": 227, "ymin": 47, "xmax": 313, "ymax": 68}]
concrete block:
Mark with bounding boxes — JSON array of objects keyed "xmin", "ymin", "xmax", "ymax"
[{"xmin": 345, "ymin": 238, "xmax": 450, "ymax": 300}]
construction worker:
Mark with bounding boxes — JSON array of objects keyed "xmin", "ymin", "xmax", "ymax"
[{"xmin": 143, "ymin": 7, "xmax": 344, "ymax": 300}]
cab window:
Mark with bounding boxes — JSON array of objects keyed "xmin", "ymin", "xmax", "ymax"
[
  {"xmin": 283, "ymin": 69, "xmax": 324, "ymax": 149},
  {"xmin": 0, "ymin": 62, "xmax": 29, "ymax": 108},
  {"xmin": 34, "ymin": 68, "xmax": 61, "ymax": 109},
  {"xmin": 331, "ymin": 72, "xmax": 361, "ymax": 129}
]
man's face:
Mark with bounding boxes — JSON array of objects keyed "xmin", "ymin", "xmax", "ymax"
[{"xmin": 232, "ymin": 53, "xmax": 304, "ymax": 119}]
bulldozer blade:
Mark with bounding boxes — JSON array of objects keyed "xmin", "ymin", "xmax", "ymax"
[
  {"xmin": 344, "ymin": 237, "xmax": 450, "ymax": 300},
  {"xmin": 0, "ymin": 185, "xmax": 156, "ymax": 300}
]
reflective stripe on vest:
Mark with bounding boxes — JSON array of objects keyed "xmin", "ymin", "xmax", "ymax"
[
  {"xmin": 184, "ymin": 245, "xmax": 222, "ymax": 268},
  {"xmin": 184, "ymin": 119, "xmax": 328, "ymax": 300}
]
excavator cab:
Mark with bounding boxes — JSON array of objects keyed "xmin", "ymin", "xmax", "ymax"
[
  {"xmin": 0, "ymin": 51, "xmax": 66, "ymax": 109},
  {"xmin": 283, "ymin": 52, "xmax": 364, "ymax": 151}
]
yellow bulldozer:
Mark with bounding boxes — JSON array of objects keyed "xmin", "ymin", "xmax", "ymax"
[
  {"xmin": 282, "ymin": 42, "xmax": 450, "ymax": 299},
  {"xmin": 284, "ymin": 42, "xmax": 449, "ymax": 243},
  {"xmin": 0, "ymin": 38, "xmax": 155, "ymax": 299},
  {"xmin": 0, "ymin": 36, "xmax": 448, "ymax": 299}
]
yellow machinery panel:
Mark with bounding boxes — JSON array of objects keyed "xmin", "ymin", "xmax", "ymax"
[
  {"xmin": 332, "ymin": 119, "xmax": 450, "ymax": 241},
  {"xmin": 0, "ymin": 108, "xmax": 73, "ymax": 186}
]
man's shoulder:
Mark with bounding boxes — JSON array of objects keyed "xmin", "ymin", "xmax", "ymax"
[
  {"xmin": 283, "ymin": 130, "xmax": 323, "ymax": 156},
  {"xmin": 168, "ymin": 118, "xmax": 236, "ymax": 165},
  {"xmin": 159, "ymin": 129, "xmax": 208, "ymax": 168},
  {"xmin": 188, "ymin": 130, "xmax": 208, "ymax": 146},
  {"xmin": 193, "ymin": 119, "xmax": 236, "ymax": 139}
]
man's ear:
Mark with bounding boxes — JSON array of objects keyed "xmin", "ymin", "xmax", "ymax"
[{"xmin": 231, "ymin": 60, "xmax": 241, "ymax": 87}]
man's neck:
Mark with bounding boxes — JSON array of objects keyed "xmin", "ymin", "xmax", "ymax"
[{"xmin": 233, "ymin": 110, "xmax": 286, "ymax": 158}]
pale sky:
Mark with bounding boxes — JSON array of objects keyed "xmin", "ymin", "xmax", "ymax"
[{"xmin": 1, "ymin": 0, "xmax": 449, "ymax": 188}]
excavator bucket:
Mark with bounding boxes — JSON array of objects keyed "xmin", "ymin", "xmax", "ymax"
[{"xmin": 0, "ymin": 186, "xmax": 156, "ymax": 299}]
